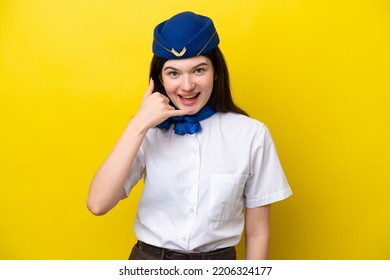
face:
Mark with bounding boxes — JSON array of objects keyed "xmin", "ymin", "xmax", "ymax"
[{"xmin": 161, "ymin": 56, "xmax": 214, "ymax": 115}]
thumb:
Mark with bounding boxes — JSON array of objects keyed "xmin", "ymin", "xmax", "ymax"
[{"xmin": 143, "ymin": 78, "xmax": 155, "ymax": 97}]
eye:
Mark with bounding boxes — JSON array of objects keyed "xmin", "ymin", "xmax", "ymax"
[
  {"xmin": 168, "ymin": 71, "xmax": 179, "ymax": 77},
  {"xmin": 194, "ymin": 68, "xmax": 205, "ymax": 74}
]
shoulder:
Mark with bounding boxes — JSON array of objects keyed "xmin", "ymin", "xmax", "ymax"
[{"xmin": 210, "ymin": 112, "xmax": 266, "ymax": 133}]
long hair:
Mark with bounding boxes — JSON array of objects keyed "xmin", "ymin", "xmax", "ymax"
[{"xmin": 149, "ymin": 47, "xmax": 248, "ymax": 116}]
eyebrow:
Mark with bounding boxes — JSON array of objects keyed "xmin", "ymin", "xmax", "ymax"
[{"xmin": 163, "ymin": 62, "xmax": 209, "ymax": 71}]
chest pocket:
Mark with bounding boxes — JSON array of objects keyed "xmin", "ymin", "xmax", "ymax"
[{"xmin": 208, "ymin": 174, "xmax": 248, "ymax": 222}]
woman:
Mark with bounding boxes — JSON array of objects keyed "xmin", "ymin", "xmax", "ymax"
[{"xmin": 87, "ymin": 11, "xmax": 292, "ymax": 260}]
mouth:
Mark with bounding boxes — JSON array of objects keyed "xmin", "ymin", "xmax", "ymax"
[{"xmin": 178, "ymin": 92, "xmax": 201, "ymax": 105}]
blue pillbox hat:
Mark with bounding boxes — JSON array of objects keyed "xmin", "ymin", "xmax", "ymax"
[{"xmin": 153, "ymin": 11, "xmax": 220, "ymax": 59}]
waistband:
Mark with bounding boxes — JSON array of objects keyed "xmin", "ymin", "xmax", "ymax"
[{"xmin": 136, "ymin": 241, "xmax": 236, "ymax": 260}]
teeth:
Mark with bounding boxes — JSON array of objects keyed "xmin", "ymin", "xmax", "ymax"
[{"xmin": 181, "ymin": 93, "xmax": 199, "ymax": 99}]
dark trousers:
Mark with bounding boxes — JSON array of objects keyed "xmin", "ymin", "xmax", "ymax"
[{"xmin": 129, "ymin": 241, "xmax": 236, "ymax": 260}]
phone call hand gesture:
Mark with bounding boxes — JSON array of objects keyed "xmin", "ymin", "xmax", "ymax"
[{"xmin": 132, "ymin": 79, "xmax": 190, "ymax": 132}]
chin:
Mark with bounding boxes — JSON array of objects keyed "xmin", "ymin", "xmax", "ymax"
[{"xmin": 174, "ymin": 103, "xmax": 202, "ymax": 115}]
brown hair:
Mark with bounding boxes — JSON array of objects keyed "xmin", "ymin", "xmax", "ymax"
[{"xmin": 149, "ymin": 47, "xmax": 248, "ymax": 116}]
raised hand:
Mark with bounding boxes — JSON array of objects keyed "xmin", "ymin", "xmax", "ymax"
[{"xmin": 132, "ymin": 79, "xmax": 190, "ymax": 131}]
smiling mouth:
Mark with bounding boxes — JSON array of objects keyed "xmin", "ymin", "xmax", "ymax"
[{"xmin": 178, "ymin": 92, "xmax": 200, "ymax": 101}]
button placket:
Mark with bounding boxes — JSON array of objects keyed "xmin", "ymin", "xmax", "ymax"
[{"xmin": 180, "ymin": 134, "xmax": 201, "ymax": 250}]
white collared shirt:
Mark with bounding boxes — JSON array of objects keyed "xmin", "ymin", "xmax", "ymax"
[{"xmin": 124, "ymin": 112, "xmax": 292, "ymax": 252}]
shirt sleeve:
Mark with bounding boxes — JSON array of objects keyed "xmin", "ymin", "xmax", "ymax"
[
  {"xmin": 123, "ymin": 144, "xmax": 145, "ymax": 197},
  {"xmin": 244, "ymin": 124, "xmax": 292, "ymax": 208}
]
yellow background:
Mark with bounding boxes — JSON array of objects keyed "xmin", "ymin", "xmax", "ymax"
[{"xmin": 1, "ymin": 0, "xmax": 389, "ymax": 260}]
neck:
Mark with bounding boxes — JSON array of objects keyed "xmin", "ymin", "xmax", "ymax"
[{"xmin": 157, "ymin": 105, "xmax": 216, "ymax": 135}]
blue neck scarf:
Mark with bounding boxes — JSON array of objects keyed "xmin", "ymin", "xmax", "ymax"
[{"xmin": 156, "ymin": 106, "xmax": 216, "ymax": 135}]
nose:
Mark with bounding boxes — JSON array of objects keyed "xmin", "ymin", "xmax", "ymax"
[{"xmin": 181, "ymin": 75, "xmax": 195, "ymax": 92}]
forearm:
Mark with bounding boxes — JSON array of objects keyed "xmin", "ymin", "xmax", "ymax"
[{"xmin": 87, "ymin": 117, "xmax": 148, "ymax": 215}]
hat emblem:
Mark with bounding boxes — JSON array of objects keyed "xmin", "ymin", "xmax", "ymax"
[{"xmin": 171, "ymin": 47, "xmax": 187, "ymax": 57}]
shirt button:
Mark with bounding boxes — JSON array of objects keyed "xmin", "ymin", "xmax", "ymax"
[
  {"xmin": 181, "ymin": 236, "xmax": 187, "ymax": 241},
  {"xmin": 189, "ymin": 208, "xmax": 194, "ymax": 213},
  {"xmin": 192, "ymin": 149, "xmax": 198, "ymax": 154}
]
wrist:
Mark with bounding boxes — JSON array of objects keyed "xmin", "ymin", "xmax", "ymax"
[{"xmin": 128, "ymin": 115, "xmax": 150, "ymax": 136}]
